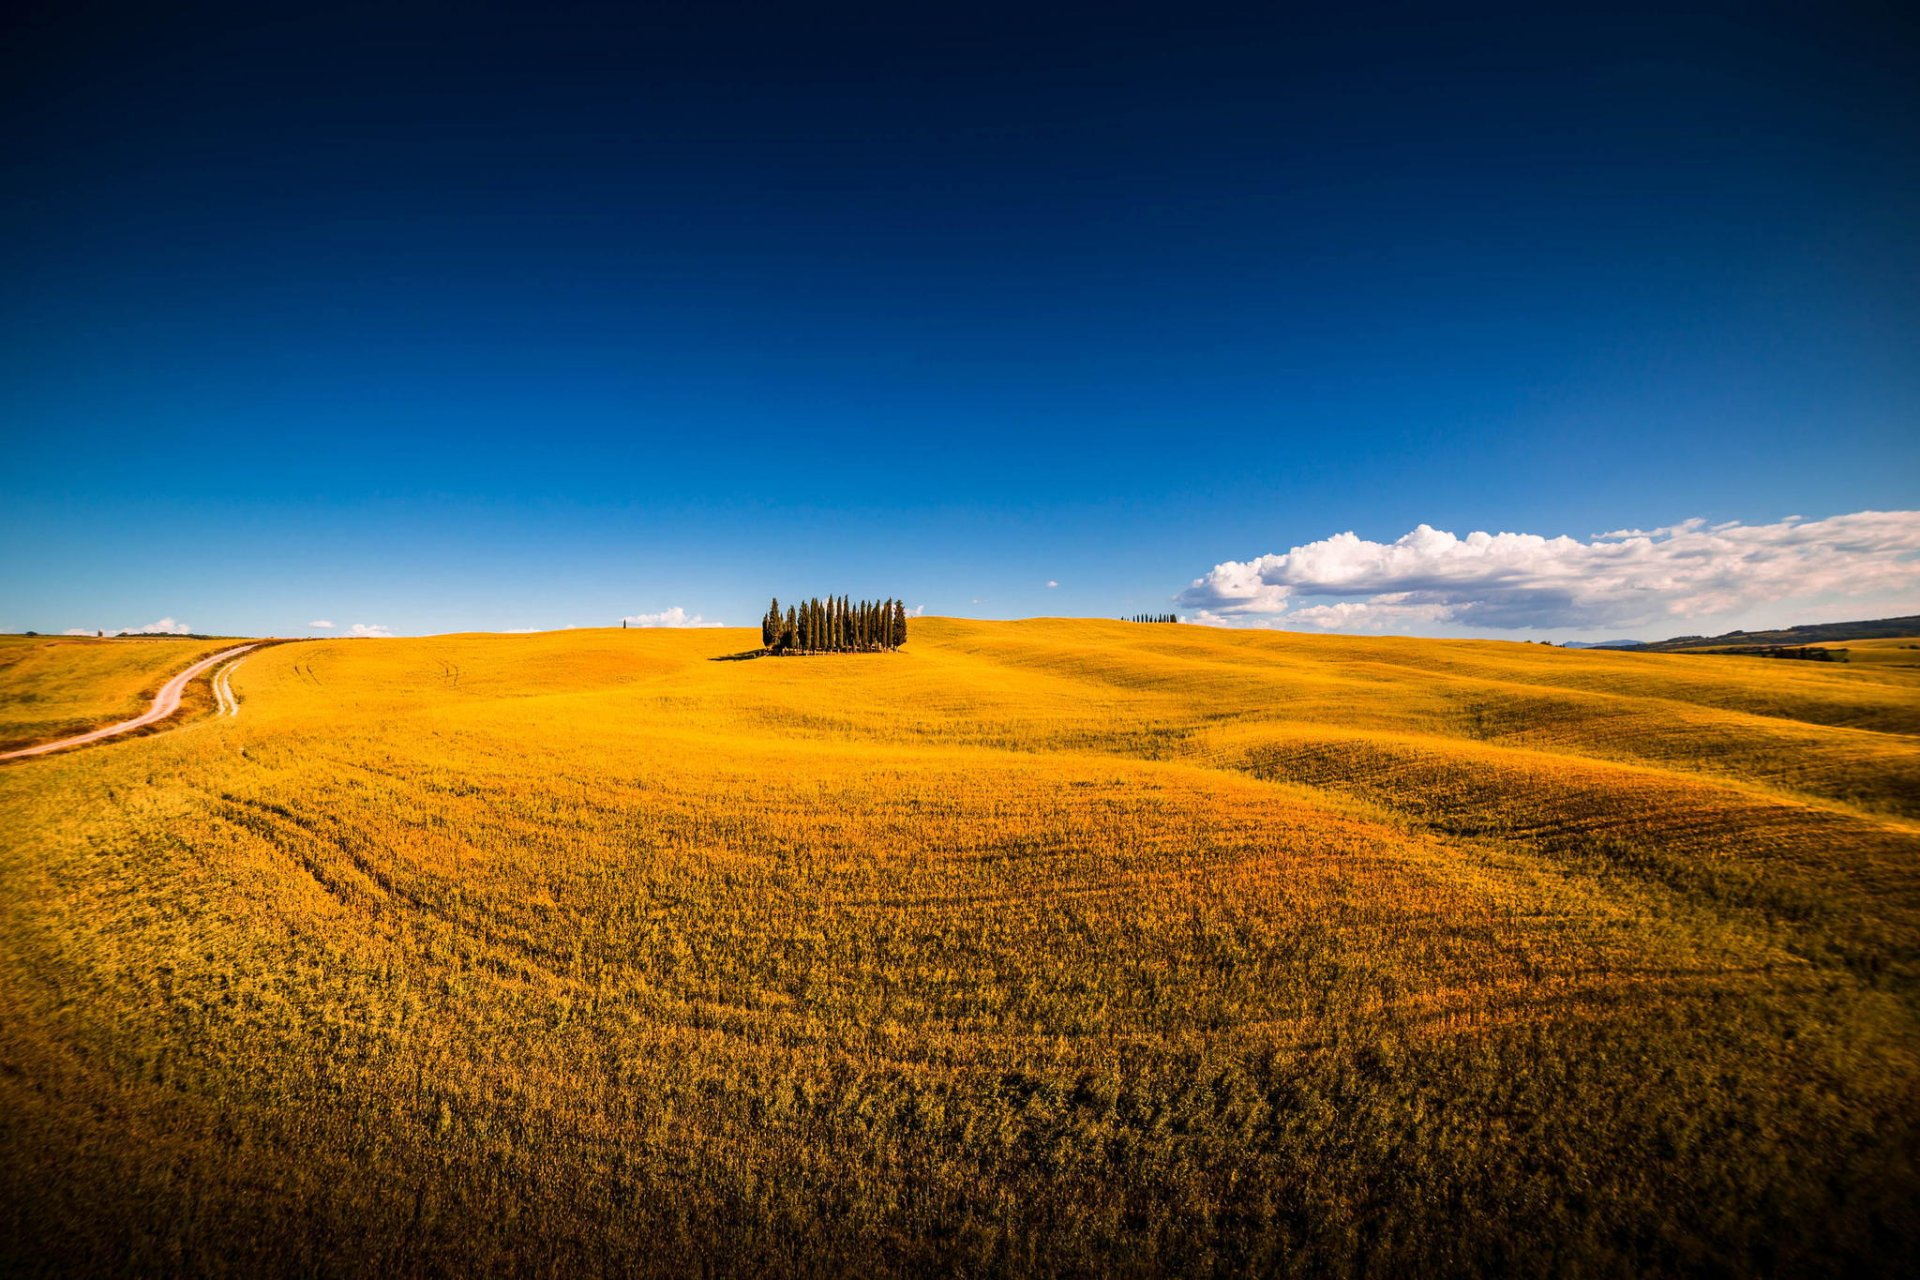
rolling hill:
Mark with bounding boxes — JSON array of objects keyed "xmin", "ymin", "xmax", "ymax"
[
  {"xmin": 1593, "ymin": 613, "xmax": 1920, "ymax": 651},
  {"xmin": 0, "ymin": 634, "xmax": 246, "ymax": 754},
  {"xmin": 2, "ymin": 619, "xmax": 1917, "ymax": 1275}
]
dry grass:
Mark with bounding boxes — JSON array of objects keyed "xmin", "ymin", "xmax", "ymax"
[
  {"xmin": 2, "ymin": 620, "xmax": 1916, "ymax": 1276},
  {"xmin": 0, "ymin": 635, "xmax": 241, "ymax": 752}
]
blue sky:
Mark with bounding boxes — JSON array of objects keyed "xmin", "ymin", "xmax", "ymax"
[{"xmin": 4, "ymin": 2, "xmax": 1916, "ymax": 639}]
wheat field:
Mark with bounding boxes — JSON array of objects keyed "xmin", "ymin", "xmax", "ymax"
[
  {"xmin": 0, "ymin": 635, "xmax": 242, "ymax": 753},
  {"xmin": 2, "ymin": 620, "xmax": 1916, "ymax": 1275}
]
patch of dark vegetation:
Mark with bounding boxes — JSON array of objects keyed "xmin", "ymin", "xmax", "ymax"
[
  {"xmin": 1702, "ymin": 645, "xmax": 1849, "ymax": 662},
  {"xmin": 760, "ymin": 596, "xmax": 907, "ymax": 654}
]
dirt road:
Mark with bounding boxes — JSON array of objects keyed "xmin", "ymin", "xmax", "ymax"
[{"xmin": 0, "ymin": 643, "xmax": 260, "ymax": 761}]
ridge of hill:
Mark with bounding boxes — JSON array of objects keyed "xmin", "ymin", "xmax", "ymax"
[{"xmin": 1593, "ymin": 613, "xmax": 1920, "ymax": 651}]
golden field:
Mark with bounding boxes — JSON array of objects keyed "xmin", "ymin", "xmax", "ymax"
[
  {"xmin": 2, "ymin": 619, "xmax": 1917, "ymax": 1276},
  {"xmin": 0, "ymin": 635, "xmax": 240, "ymax": 753}
]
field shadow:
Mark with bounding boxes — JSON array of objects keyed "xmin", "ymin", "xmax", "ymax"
[{"xmin": 710, "ymin": 649, "xmax": 770, "ymax": 662}]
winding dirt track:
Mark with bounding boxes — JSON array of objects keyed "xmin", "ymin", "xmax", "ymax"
[{"xmin": 0, "ymin": 644, "xmax": 259, "ymax": 762}]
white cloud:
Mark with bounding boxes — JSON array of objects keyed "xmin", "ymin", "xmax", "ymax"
[
  {"xmin": 347, "ymin": 623, "xmax": 392, "ymax": 638},
  {"xmin": 121, "ymin": 617, "xmax": 192, "ymax": 635},
  {"xmin": 308, "ymin": 619, "xmax": 335, "ymax": 629},
  {"xmin": 1046, "ymin": 580, "xmax": 1059, "ymax": 589},
  {"xmin": 906, "ymin": 603, "xmax": 927, "ymax": 617},
  {"xmin": 620, "ymin": 606, "xmax": 721, "ymax": 628},
  {"xmin": 1177, "ymin": 511, "xmax": 1920, "ymax": 634},
  {"xmin": 50, "ymin": 620, "xmax": 191, "ymax": 636}
]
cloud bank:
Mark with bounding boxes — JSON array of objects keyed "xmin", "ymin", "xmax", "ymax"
[
  {"xmin": 1177, "ymin": 511, "xmax": 1920, "ymax": 633},
  {"xmin": 347, "ymin": 623, "xmax": 392, "ymax": 638},
  {"xmin": 621, "ymin": 607, "xmax": 721, "ymax": 628},
  {"xmin": 60, "ymin": 617, "xmax": 195, "ymax": 636}
]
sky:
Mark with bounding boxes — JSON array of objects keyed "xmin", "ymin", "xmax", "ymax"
[{"xmin": 4, "ymin": 0, "xmax": 1917, "ymax": 640}]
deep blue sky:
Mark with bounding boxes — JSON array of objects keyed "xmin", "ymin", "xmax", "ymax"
[{"xmin": 4, "ymin": 1, "xmax": 1916, "ymax": 637}]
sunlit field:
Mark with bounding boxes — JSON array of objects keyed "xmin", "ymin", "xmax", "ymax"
[
  {"xmin": 3, "ymin": 620, "xmax": 1917, "ymax": 1275},
  {"xmin": 0, "ymin": 635, "xmax": 240, "ymax": 753}
]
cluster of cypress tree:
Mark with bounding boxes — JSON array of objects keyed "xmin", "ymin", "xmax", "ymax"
[
  {"xmin": 761, "ymin": 597, "xmax": 908, "ymax": 653},
  {"xmin": 1124, "ymin": 613, "xmax": 1180, "ymax": 624}
]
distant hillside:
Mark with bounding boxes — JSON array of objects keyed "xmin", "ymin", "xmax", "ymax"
[{"xmin": 1594, "ymin": 615, "xmax": 1920, "ymax": 652}]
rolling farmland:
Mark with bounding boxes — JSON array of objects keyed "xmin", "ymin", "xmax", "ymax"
[
  {"xmin": 2, "ymin": 620, "xmax": 1917, "ymax": 1275},
  {"xmin": 0, "ymin": 635, "xmax": 244, "ymax": 754}
]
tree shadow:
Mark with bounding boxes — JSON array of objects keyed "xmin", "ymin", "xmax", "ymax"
[{"xmin": 710, "ymin": 649, "xmax": 771, "ymax": 662}]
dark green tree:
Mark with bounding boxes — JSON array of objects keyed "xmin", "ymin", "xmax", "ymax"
[{"xmin": 759, "ymin": 595, "xmax": 909, "ymax": 655}]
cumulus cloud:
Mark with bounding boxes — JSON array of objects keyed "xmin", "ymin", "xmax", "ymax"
[
  {"xmin": 56, "ymin": 618, "xmax": 194, "ymax": 636},
  {"xmin": 1046, "ymin": 580, "xmax": 1059, "ymax": 589},
  {"xmin": 906, "ymin": 603, "xmax": 927, "ymax": 617},
  {"xmin": 347, "ymin": 623, "xmax": 392, "ymax": 638},
  {"xmin": 1177, "ymin": 511, "xmax": 1920, "ymax": 633},
  {"xmin": 620, "ymin": 606, "xmax": 721, "ymax": 628},
  {"xmin": 308, "ymin": 619, "xmax": 336, "ymax": 629}
]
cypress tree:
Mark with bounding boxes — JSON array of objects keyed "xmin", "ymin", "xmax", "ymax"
[{"xmin": 758, "ymin": 595, "xmax": 913, "ymax": 653}]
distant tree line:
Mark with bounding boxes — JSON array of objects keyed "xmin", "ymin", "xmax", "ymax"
[
  {"xmin": 1124, "ymin": 613, "xmax": 1180, "ymax": 624},
  {"xmin": 1736, "ymin": 645, "xmax": 1848, "ymax": 663},
  {"xmin": 762, "ymin": 597, "xmax": 907, "ymax": 653}
]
